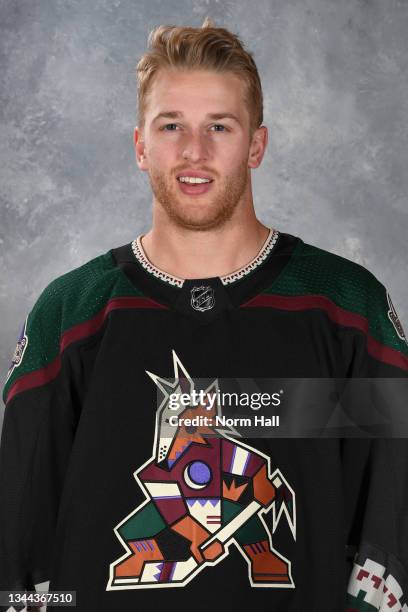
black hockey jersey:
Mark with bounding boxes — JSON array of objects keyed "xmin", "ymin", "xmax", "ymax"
[{"xmin": 1, "ymin": 227, "xmax": 407, "ymax": 611}]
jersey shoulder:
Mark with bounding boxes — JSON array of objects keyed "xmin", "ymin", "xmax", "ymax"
[
  {"xmin": 2, "ymin": 246, "xmax": 140, "ymax": 405},
  {"xmin": 271, "ymin": 236, "xmax": 408, "ymax": 359}
]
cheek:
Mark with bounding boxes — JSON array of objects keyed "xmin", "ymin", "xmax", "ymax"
[
  {"xmin": 217, "ymin": 151, "xmax": 246, "ymax": 174},
  {"xmin": 147, "ymin": 144, "xmax": 177, "ymax": 173},
  {"xmin": 148, "ymin": 142, "xmax": 169, "ymax": 159}
]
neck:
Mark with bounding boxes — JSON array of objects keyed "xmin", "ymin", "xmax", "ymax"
[{"xmin": 140, "ymin": 214, "xmax": 271, "ymax": 281}]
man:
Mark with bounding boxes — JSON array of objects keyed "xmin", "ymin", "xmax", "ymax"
[{"xmin": 1, "ymin": 17, "xmax": 407, "ymax": 612}]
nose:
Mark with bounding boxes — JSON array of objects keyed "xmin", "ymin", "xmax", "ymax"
[{"xmin": 182, "ymin": 130, "xmax": 209, "ymax": 162}]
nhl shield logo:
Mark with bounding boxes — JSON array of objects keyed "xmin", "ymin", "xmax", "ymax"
[{"xmin": 191, "ymin": 285, "xmax": 215, "ymax": 312}]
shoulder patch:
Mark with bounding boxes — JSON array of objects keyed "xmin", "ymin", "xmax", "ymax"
[
  {"xmin": 386, "ymin": 291, "xmax": 408, "ymax": 347},
  {"xmin": 5, "ymin": 317, "xmax": 29, "ymax": 384}
]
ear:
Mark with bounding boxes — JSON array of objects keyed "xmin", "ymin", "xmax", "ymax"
[
  {"xmin": 134, "ymin": 126, "xmax": 148, "ymax": 171},
  {"xmin": 248, "ymin": 125, "xmax": 268, "ymax": 170}
]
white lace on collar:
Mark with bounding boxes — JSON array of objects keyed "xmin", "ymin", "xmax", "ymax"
[{"xmin": 131, "ymin": 227, "xmax": 279, "ymax": 288}]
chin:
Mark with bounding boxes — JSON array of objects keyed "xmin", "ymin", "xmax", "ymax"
[{"xmin": 172, "ymin": 212, "xmax": 229, "ymax": 231}]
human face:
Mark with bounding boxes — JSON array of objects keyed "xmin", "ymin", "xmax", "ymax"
[{"xmin": 134, "ymin": 69, "xmax": 267, "ymax": 231}]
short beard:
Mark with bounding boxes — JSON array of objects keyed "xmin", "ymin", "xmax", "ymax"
[{"xmin": 148, "ymin": 159, "xmax": 249, "ymax": 231}]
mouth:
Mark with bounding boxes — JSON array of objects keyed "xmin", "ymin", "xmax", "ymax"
[{"xmin": 176, "ymin": 176, "xmax": 214, "ymax": 196}]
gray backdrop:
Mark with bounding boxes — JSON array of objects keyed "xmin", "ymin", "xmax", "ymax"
[{"xmin": 1, "ymin": 0, "xmax": 408, "ymax": 431}]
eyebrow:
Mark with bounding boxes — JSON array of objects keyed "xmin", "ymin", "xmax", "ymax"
[{"xmin": 152, "ymin": 111, "xmax": 241, "ymax": 125}]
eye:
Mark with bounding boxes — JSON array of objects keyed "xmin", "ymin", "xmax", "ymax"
[
  {"xmin": 160, "ymin": 123, "xmax": 228, "ymax": 132},
  {"xmin": 160, "ymin": 123, "xmax": 179, "ymax": 131}
]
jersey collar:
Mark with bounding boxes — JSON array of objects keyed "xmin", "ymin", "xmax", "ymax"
[
  {"xmin": 130, "ymin": 228, "xmax": 279, "ymax": 289},
  {"xmin": 111, "ymin": 228, "xmax": 300, "ymax": 322}
]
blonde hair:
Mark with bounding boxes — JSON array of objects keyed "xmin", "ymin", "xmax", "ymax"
[{"xmin": 136, "ymin": 16, "xmax": 263, "ymax": 138}]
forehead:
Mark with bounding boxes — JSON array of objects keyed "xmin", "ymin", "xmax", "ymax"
[{"xmin": 145, "ymin": 68, "xmax": 246, "ymax": 118}]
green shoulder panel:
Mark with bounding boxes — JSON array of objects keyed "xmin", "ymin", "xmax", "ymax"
[
  {"xmin": 2, "ymin": 249, "xmax": 142, "ymax": 405},
  {"xmin": 269, "ymin": 239, "xmax": 408, "ymax": 358}
]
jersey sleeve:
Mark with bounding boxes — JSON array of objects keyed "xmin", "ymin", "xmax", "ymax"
[
  {"xmin": 0, "ymin": 283, "xmax": 82, "ymax": 607},
  {"xmin": 349, "ymin": 278, "xmax": 408, "ymax": 377},
  {"xmin": 341, "ymin": 277, "xmax": 408, "ymax": 610}
]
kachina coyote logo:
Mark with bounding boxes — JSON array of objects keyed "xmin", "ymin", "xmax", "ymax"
[{"xmin": 107, "ymin": 351, "xmax": 296, "ymax": 590}]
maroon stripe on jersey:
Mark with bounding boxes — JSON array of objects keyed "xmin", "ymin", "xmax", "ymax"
[
  {"xmin": 60, "ymin": 296, "xmax": 167, "ymax": 351},
  {"xmin": 242, "ymin": 293, "xmax": 408, "ymax": 372},
  {"xmin": 6, "ymin": 356, "xmax": 62, "ymax": 404},
  {"xmin": 6, "ymin": 296, "xmax": 168, "ymax": 404}
]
